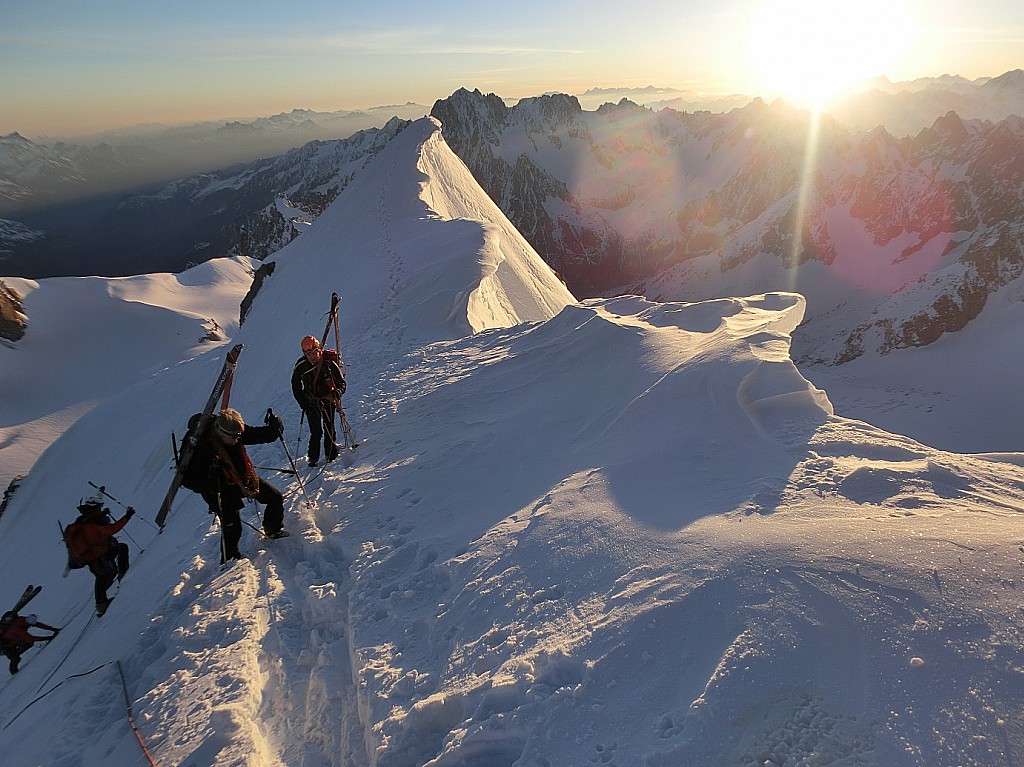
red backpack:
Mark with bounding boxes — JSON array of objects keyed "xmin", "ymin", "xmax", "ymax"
[{"xmin": 63, "ymin": 504, "xmax": 111, "ymax": 566}]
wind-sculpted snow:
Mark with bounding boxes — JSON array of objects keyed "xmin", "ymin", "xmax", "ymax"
[
  {"xmin": 0, "ymin": 257, "xmax": 257, "ymax": 488},
  {"xmin": 334, "ymin": 289, "xmax": 1024, "ymax": 767}
]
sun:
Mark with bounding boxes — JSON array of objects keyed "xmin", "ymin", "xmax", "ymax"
[{"xmin": 744, "ymin": 0, "xmax": 917, "ymax": 108}]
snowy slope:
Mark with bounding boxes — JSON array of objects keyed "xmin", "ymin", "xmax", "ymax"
[
  {"xmin": 1, "ymin": 117, "xmax": 1024, "ymax": 767},
  {"xmin": 0, "ymin": 256, "xmax": 257, "ymax": 489}
]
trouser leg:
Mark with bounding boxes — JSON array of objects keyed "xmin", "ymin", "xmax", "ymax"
[
  {"xmin": 217, "ymin": 507, "xmax": 243, "ymax": 562},
  {"xmin": 258, "ymin": 481, "xmax": 285, "ymax": 536},
  {"xmin": 90, "ymin": 559, "xmax": 116, "ymax": 606},
  {"xmin": 113, "ymin": 542, "xmax": 130, "ymax": 580},
  {"xmin": 322, "ymin": 405, "xmax": 339, "ymax": 460},
  {"xmin": 304, "ymin": 405, "xmax": 323, "ymax": 462}
]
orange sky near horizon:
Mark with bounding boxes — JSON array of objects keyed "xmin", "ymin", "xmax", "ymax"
[{"xmin": 2, "ymin": 0, "xmax": 1022, "ymax": 138}]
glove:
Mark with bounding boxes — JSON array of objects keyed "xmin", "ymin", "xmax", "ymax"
[{"xmin": 125, "ymin": 507, "xmax": 136, "ymax": 519}]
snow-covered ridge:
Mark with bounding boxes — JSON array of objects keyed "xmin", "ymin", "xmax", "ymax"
[{"xmin": 2, "ymin": 115, "xmax": 1024, "ymax": 767}]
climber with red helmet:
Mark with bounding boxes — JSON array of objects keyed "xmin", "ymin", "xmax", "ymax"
[{"xmin": 291, "ymin": 335, "xmax": 346, "ymax": 466}]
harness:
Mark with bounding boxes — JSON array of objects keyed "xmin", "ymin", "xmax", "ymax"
[{"xmin": 209, "ymin": 437, "xmax": 260, "ymax": 498}]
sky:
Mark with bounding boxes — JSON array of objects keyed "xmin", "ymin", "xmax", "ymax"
[
  {"xmin": 2, "ymin": 0, "xmax": 1023, "ymax": 138},
  {"xmin": 2, "ymin": 116, "xmax": 1024, "ymax": 765}
]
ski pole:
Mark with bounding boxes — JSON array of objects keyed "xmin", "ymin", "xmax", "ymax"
[
  {"xmin": 250, "ymin": 498, "xmax": 264, "ymax": 528},
  {"xmin": 253, "ymin": 465, "xmax": 299, "ymax": 475},
  {"xmin": 240, "ymin": 518, "xmax": 264, "ymax": 535},
  {"xmin": 87, "ymin": 482, "xmax": 158, "ymax": 530},
  {"xmin": 266, "ymin": 408, "xmax": 314, "ymax": 509},
  {"xmin": 118, "ymin": 527, "xmax": 145, "ymax": 555}
]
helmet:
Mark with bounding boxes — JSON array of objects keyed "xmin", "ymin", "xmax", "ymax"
[
  {"xmin": 301, "ymin": 335, "xmax": 320, "ymax": 352},
  {"xmin": 215, "ymin": 408, "xmax": 245, "ymax": 438},
  {"xmin": 78, "ymin": 498, "xmax": 104, "ymax": 516}
]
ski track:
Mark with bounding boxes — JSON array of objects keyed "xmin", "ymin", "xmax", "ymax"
[
  {"xmin": 239, "ymin": 444, "xmax": 362, "ymax": 765},
  {"xmin": 215, "ymin": 166, "xmax": 413, "ymax": 767},
  {"xmin": 245, "ymin": 172, "xmax": 418, "ymax": 763}
]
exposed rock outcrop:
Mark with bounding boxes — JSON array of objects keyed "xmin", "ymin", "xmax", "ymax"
[
  {"xmin": 0, "ymin": 279, "xmax": 26, "ymax": 341},
  {"xmin": 239, "ymin": 261, "xmax": 276, "ymax": 326}
]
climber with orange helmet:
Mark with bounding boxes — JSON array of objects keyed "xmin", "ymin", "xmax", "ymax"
[{"xmin": 291, "ymin": 335, "xmax": 346, "ymax": 466}]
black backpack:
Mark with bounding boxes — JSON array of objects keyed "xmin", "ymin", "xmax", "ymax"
[{"xmin": 178, "ymin": 412, "xmax": 208, "ymax": 492}]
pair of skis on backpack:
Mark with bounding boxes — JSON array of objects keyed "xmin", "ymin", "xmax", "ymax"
[{"xmin": 11, "ymin": 584, "xmax": 41, "ymax": 614}]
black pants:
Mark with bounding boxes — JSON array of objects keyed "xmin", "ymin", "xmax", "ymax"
[
  {"xmin": 303, "ymin": 403, "xmax": 338, "ymax": 462},
  {"xmin": 3, "ymin": 645, "xmax": 24, "ymax": 674},
  {"xmin": 88, "ymin": 542, "xmax": 129, "ymax": 606},
  {"xmin": 208, "ymin": 480, "xmax": 285, "ymax": 562}
]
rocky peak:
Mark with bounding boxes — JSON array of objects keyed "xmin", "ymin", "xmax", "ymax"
[{"xmin": 0, "ymin": 279, "xmax": 27, "ymax": 342}]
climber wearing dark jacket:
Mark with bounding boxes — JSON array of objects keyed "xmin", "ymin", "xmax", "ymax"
[
  {"xmin": 183, "ymin": 408, "xmax": 289, "ymax": 563},
  {"xmin": 291, "ymin": 334, "xmax": 345, "ymax": 466}
]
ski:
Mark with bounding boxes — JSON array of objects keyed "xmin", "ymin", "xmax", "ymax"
[
  {"xmin": 319, "ymin": 291, "xmax": 340, "ymax": 350},
  {"xmin": 155, "ymin": 344, "xmax": 243, "ymax": 528},
  {"xmin": 2, "ymin": 585, "xmax": 41, "ymax": 622},
  {"xmin": 319, "ymin": 292, "xmax": 359, "ymax": 451}
]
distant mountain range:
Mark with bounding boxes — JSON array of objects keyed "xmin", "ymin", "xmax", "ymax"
[
  {"xmin": 0, "ymin": 106, "xmax": 424, "ymax": 276},
  {"xmin": 1, "ymin": 104, "xmax": 429, "ymax": 210},
  {"xmin": 430, "ymin": 81, "xmax": 1024, "ymax": 363},
  {"xmin": 2, "ymin": 74, "xmax": 1022, "ymax": 366},
  {"xmin": 581, "ymin": 70, "xmax": 1024, "ymax": 135}
]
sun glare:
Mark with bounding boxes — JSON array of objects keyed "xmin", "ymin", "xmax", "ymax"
[{"xmin": 744, "ymin": 0, "xmax": 916, "ymax": 109}]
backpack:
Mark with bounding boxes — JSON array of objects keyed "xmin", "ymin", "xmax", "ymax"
[
  {"xmin": 179, "ymin": 412, "xmax": 210, "ymax": 492},
  {"xmin": 63, "ymin": 507, "xmax": 111, "ymax": 566},
  {"xmin": 63, "ymin": 521, "xmax": 92, "ymax": 568}
]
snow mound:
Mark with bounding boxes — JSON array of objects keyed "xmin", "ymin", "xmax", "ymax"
[{"xmin": 0, "ymin": 257, "xmax": 257, "ymax": 488}]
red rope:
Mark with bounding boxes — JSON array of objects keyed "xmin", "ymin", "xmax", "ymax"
[{"xmin": 116, "ymin": 660, "xmax": 158, "ymax": 767}]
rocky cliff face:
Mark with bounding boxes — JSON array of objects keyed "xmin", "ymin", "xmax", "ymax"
[
  {"xmin": 0, "ymin": 279, "xmax": 26, "ymax": 342},
  {"xmin": 430, "ymin": 89, "xmax": 1024, "ymax": 361}
]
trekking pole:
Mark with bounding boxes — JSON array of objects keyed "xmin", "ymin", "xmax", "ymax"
[
  {"xmin": 296, "ymin": 410, "xmax": 305, "ymax": 456},
  {"xmin": 249, "ymin": 498, "xmax": 264, "ymax": 528},
  {"xmin": 240, "ymin": 518, "xmax": 264, "ymax": 535},
  {"xmin": 266, "ymin": 408, "xmax": 314, "ymax": 509},
  {"xmin": 87, "ymin": 482, "xmax": 158, "ymax": 531},
  {"xmin": 117, "ymin": 528, "xmax": 145, "ymax": 554},
  {"xmin": 253, "ymin": 466, "xmax": 298, "ymax": 475}
]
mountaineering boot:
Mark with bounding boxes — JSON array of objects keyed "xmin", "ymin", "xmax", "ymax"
[
  {"xmin": 96, "ymin": 598, "xmax": 113, "ymax": 618},
  {"xmin": 265, "ymin": 529, "xmax": 290, "ymax": 540}
]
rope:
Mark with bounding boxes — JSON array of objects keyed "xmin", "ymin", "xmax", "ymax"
[
  {"xmin": 4, "ymin": 662, "xmax": 110, "ymax": 730},
  {"xmin": 36, "ymin": 610, "xmax": 95, "ymax": 692},
  {"xmin": 7, "ymin": 658, "xmax": 160, "ymax": 765},
  {"xmin": 117, "ymin": 660, "xmax": 159, "ymax": 766}
]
